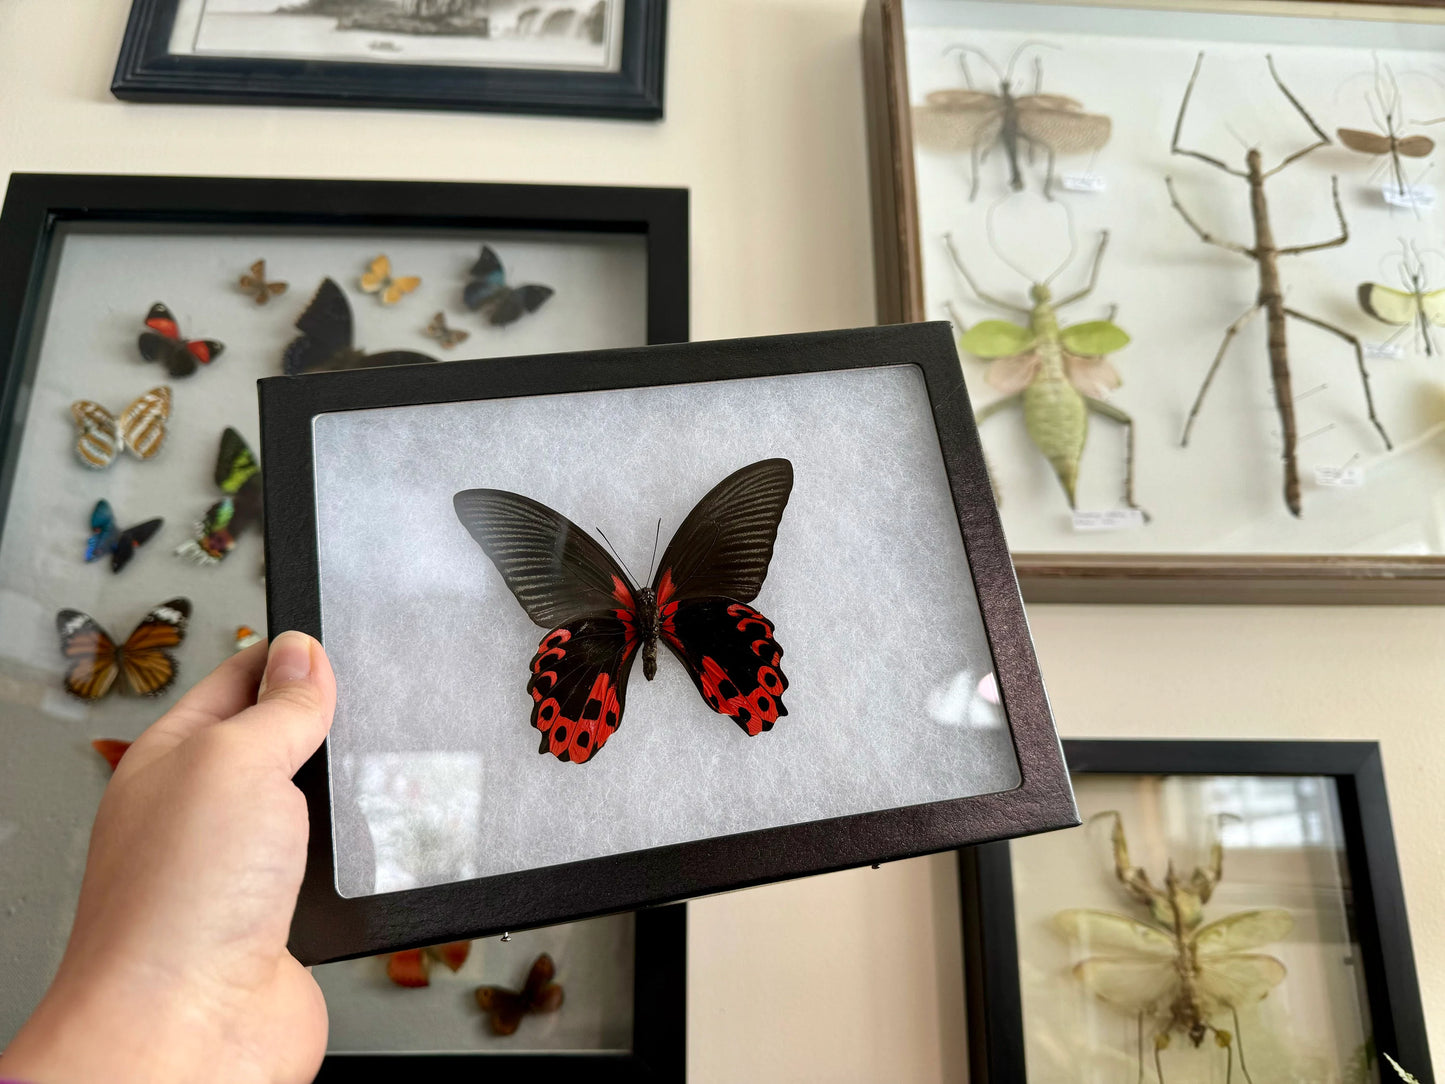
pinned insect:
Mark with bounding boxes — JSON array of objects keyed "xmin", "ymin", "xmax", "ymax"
[
  {"xmin": 175, "ymin": 428, "xmax": 262, "ymax": 566},
  {"xmin": 283, "ymin": 278, "xmax": 439, "ymax": 375},
  {"xmin": 70, "ymin": 386, "xmax": 171, "ymax": 470},
  {"xmin": 945, "ymin": 224, "xmax": 1144, "ymax": 516},
  {"xmin": 138, "ymin": 303, "xmax": 224, "ymax": 378},
  {"xmin": 1055, "ymin": 811, "xmax": 1293, "ymax": 1084},
  {"xmin": 359, "ymin": 254, "xmax": 421, "ymax": 305},
  {"xmin": 234, "ymin": 626, "xmax": 264, "ymax": 652},
  {"xmin": 238, "ymin": 260, "xmax": 288, "ymax": 305},
  {"xmin": 1359, "ymin": 240, "xmax": 1445, "ymax": 356},
  {"xmin": 912, "ymin": 42, "xmax": 1111, "ymax": 200},
  {"xmin": 424, "ymin": 311, "xmax": 470, "ymax": 349},
  {"xmin": 56, "ymin": 598, "xmax": 191, "ymax": 701},
  {"xmin": 1336, "ymin": 60, "xmax": 1436, "ymax": 203},
  {"xmin": 1167, "ymin": 53, "xmax": 1392, "ymax": 517},
  {"xmin": 85, "ymin": 499, "xmax": 162, "ymax": 573},
  {"xmin": 462, "ymin": 245, "xmax": 554, "ymax": 327},
  {"xmin": 91, "ymin": 739, "xmax": 132, "ymax": 772},
  {"xmin": 386, "ymin": 941, "xmax": 473, "ymax": 988},
  {"xmin": 475, "ymin": 953, "xmax": 564, "ymax": 1035}
]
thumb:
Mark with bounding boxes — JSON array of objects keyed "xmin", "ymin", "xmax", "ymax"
[{"xmin": 247, "ymin": 631, "xmax": 337, "ymax": 775}]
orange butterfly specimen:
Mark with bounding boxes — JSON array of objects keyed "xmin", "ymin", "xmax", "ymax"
[
  {"xmin": 475, "ymin": 953, "xmax": 564, "ymax": 1035},
  {"xmin": 385, "ymin": 941, "xmax": 473, "ymax": 988},
  {"xmin": 70, "ymin": 386, "xmax": 171, "ymax": 470},
  {"xmin": 91, "ymin": 739, "xmax": 132, "ymax": 771},
  {"xmin": 56, "ymin": 598, "xmax": 190, "ymax": 701},
  {"xmin": 359, "ymin": 255, "xmax": 421, "ymax": 305},
  {"xmin": 239, "ymin": 260, "xmax": 288, "ymax": 305},
  {"xmin": 234, "ymin": 625, "xmax": 264, "ymax": 651}
]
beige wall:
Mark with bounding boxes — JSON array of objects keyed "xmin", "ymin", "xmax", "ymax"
[{"xmin": 1, "ymin": 2, "xmax": 1440, "ymax": 1080}]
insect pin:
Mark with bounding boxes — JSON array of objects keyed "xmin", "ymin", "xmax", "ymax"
[
  {"xmin": 239, "ymin": 259, "xmax": 288, "ymax": 304},
  {"xmin": 176, "ymin": 428, "xmax": 262, "ymax": 566},
  {"xmin": 424, "ymin": 311, "xmax": 470, "ymax": 349},
  {"xmin": 1358, "ymin": 240, "xmax": 1445, "ymax": 356},
  {"xmin": 359, "ymin": 255, "xmax": 421, "ymax": 305},
  {"xmin": 70, "ymin": 386, "xmax": 171, "ymax": 470},
  {"xmin": 474, "ymin": 953, "xmax": 564, "ymax": 1035},
  {"xmin": 85, "ymin": 499, "xmax": 163, "ymax": 573},
  {"xmin": 462, "ymin": 245, "xmax": 554, "ymax": 326},
  {"xmin": 138, "ymin": 303, "xmax": 224, "ymax": 378}
]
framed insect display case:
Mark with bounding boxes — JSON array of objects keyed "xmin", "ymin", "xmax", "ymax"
[
  {"xmin": 960, "ymin": 740, "xmax": 1431, "ymax": 1084},
  {"xmin": 258, "ymin": 320, "xmax": 1077, "ymax": 964},
  {"xmin": 864, "ymin": 0, "xmax": 1445, "ymax": 602},
  {"xmin": 0, "ymin": 172, "xmax": 688, "ymax": 1066},
  {"xmin": 112, "ymin": 0, "xmax": 668, "ymax": 120}
]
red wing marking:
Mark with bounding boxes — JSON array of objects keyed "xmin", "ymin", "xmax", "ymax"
[
  {"xmin": 187, "ymin": 341, "xmax": 213, "ymax": 363},
  {"xmin": 526, "ymin": 623, "xmax": 632, "ymax": 763},
  {"xmin": 146, "ymin": 316, "xmax": 179, "ymax": 339}
]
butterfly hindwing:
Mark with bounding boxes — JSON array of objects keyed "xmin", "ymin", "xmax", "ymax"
[
  {"xmin": 528, "ymin": 617, "xmax": 638, "ymax": 763},
  {"xmin": 661, "ymin": 599, "xmax": 788, "ymax": 736}
]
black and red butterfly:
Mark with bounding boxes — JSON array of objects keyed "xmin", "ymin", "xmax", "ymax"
[
  {"xmin": 138, "ymin": 303, "xmax": 224, "ymax": 378},
  {"xmin": 453, "ymin": 458, "xmax": 794, "ymax": 764}
]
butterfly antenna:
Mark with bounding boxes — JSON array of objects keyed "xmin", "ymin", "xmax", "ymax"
[
  {"xmin": 596, "ymin": 528, "xmax": 640, "ymax": 587},
  {"xmin": 646, "ymin": 518, "xmax": 662, "ymax": 585}
]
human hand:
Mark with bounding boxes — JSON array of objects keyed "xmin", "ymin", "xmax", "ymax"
[{"xmin": 4, "ymin": 632, "xmax": 335, "ymax": 1084}]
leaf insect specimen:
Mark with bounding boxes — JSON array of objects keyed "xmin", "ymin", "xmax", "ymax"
[
  {"xmin": 1359, "ymin": 240, "xmax": 1445, "ymax": 356},
  {"xmin": 944, "ymin": 223, "xmax": 1144, "ymax": 516},
  {"xmin": 912, "ymin": 42, "xmax": 1111, "ymax": 200},
  {"xmin": 1336, "ymin": 60, "xmax": 1435, "ymax": 202},
  {"xmin": 1055, "ymin": 811, "xmax": 1293, "ymax": 1084},
  {"xmin": 1166, "ymin": 53, "xmax": 1392, "ymax": 517}
]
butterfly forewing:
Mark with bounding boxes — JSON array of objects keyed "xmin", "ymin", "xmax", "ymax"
[
  {"xmin": 57, "ymin": 610, "xmax": 121, "ymax": 701},
  {"xmin": 87, "ymin": 500, "xmax": 119, "ymax": 561},
  {"xmin": 284, "ymin": 278, "xmax": 354, "ymax": 375},
  {"xmin": 117, "ymin": 599, "xmax": 190, "ymax": 697},
  {"xmin": 118, "ymin": 387, "xmax": 172, "ymax": 460}
]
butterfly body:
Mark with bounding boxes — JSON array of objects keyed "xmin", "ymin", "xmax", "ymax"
[
  {"xmin": 85, "ymin": 499, "xmax": 163, "ymax": 573},
  {"xmin": 284, "ymin": 278, "xmax": 438, "ymax": 375},
  {"xmin": 455, "ymin": 458, "xmax": 794, "ymax": 764},
  {"xmin": 462, "ymin": 246, "xmax": 554, "ymax": 327},
  {"xmin": 56, "ymin": 598, "xmax": 190, "ymax": 700},
  {"xmin": 138, "ymin": 303, "xmax": 224, "ymax": 378}
]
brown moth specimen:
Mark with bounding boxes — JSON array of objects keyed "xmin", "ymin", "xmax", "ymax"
[
  {"xmin": 475, "ymin": 953, "xmax": 564, "ymax": 1036},
  {"xmin": 1336, "ymin": 60, "xmax": 1435, "ymax": 202},
  {"xmin": 1166, "ymin": 53, "xmax": 1392, "ymax": 517},
  {"xmin": 912, "ymin": 42, "xmax": 1111, "ymax": 200}
]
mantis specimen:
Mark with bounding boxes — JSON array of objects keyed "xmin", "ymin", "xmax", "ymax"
[
  {"xmin": 1359, "ymin": 240, "xmax": 1445, "ymax": 357},
  {"xmin": 1336, "ymin": 60, "xmax": 1436, "ymax": 201},
  {"xmin": 945, "ymin": 225, "xmax": 1144, "ymax": 516},
  {"xmin": 1055, "ymin": 811, "xmax": 1293, "ymax": 1084},
  {"xmin": 1167, "ymin": 53, "xmax": 1392, "ymax": 517},
  {"xmin": 913, "ymin": 42, "xmax": 1111, "ymax": 199}
]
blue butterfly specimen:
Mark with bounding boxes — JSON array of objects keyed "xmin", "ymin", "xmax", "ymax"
[
  {"xmin": 86, "ymin": 500, "xmax": 163, "ymax": 573},
  {"xmin": 462, "ymin": 246, "xmax": 555, "ymax": 327}
]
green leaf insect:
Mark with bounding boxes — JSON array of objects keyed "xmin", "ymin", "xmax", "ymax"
[{"xmin": 945, "ymin": 229, "xmax": 1145, "ymax": 517}]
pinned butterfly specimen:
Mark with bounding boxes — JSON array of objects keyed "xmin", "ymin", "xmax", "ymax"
[
  {"xmin": 1359, "ymin": 241, "xmax": 1445, "ymax": 357},
  {"xmin": 386, "ymin": 941, "xmax": 473, "ymax": 988},
  {"xmin": 71, "ymin": 386, "xmax": 171, "ymax": 470},
  {"xmin": 234, "ymin": 625, "xmax": 264, "ymax": 652},
  {"xmin": 138, "ymin": 303, "xmax": 224, "ymax": 378},
  {"xmin": 85, "ymin": 499, "xmax": 163, "ymax": 573},
  {"xmin": 239, "ymin": 260, "xmax": 288, "ymax": 305},
  {"xmin": 474, "ymin": 953, "xmax": 564, "ymax": 1036},
  {"xmin": 454, "ymin": 458, "xmax": 793, "ymax": 764},
  {"xmin": 424, "ymin": 311, "xmax": 470, "ymax": 350},
  {"xmin": 359, "ymin": 255, "xmax": 421, "ymax": 306},
  {"xmin": 176, "ymin": 428, "xmax": 262, "ymax": 566},
  {"xmin": 56, "ymin": 598, "xmax": 191, "ymax": 701},
  {"xmin": 462, "ymin": 246, "xmax": 555, "ymax": 327},
  {"xmin": 91, "ymin": 739, "xmax": 132, "ymax": 772},
  {"xmin": 282, "ymin": 278, "xmax": 439, "ymax": 375}
]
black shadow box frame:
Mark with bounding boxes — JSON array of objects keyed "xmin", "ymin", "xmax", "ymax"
[
  {"xmin": 258, "ymin": 320, "xmax": 1078, "ymax": 966},
  {"xmin": 0, "ymin": 170, "xmax": 689, "ymax": 549},
  {"xmin": 960, "ymin": 740, "xmax": 1432, "ymax": 1084},
  {"xmin": 113, "ymin": 0, "xmax": 667, "ymax": 119},
  {"xmin": 316, "ymin": 906, "xmax": 686, "ymax": 1083}
]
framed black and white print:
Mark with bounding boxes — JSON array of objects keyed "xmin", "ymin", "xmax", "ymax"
[
  {"xmin": 258, "ymin": 321, "xmax": 1077, "ymax": 965},
  {"xmin": 960, "ymin": 741, "xmax": 1432, "ymax": 1084},
  {"xmin": 112, "ymin": 0, "xmax": 667, "ymax": 119},
  {"xmin": 0, "ymin": 172, "xmax": 686, "ymax": 1063}
]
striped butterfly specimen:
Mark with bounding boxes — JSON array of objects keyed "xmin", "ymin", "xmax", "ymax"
[
  {"xmin": 176, "ymin": 428, "xmax": 263, "ymax": 566},
  {"xmin": 359, "ymin": 254, "xmax": 421, "ymax": 305},
  {"xmin": 283, "ymin": 278, "xmax": 439, "ymax": 375},
  {"xmin": 70, "ymin": 386, "xmax": 171, "ymax": 470},
  {"xmin": 86, "ymin": 499, "xmax": 163, "ymax": 573},
  {"xmin": 138, "ymin": 303, "xmax": 224, "ymax": 378},
  {"xmin": 239, "ymin": 260, "xmax": 288, "ymax": 305},
  {"xmin": 1359, "ymin": 242, "xmax": 1445, "ymax": 356},
  {"xmin": 56, "ymin": 598, "xmax": 190, "ymax": 700},
  {"xmin": 454, "ymin": 458, "xmax": 793, "ymax": 764},
  {"xmin": 462, "ymin": 245, "xmax": 554, "ymax": 327},
  {"xmin": 474, "ymin": 954, "xmax": 564, "ymax": 1036},
  {"xmin": 424, "ymin": 311, "xmax": 470, "ymax": 349}
]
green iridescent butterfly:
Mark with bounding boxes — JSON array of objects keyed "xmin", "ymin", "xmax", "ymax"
[{"xmin": 175, "ymin": 428, "xmax": 262, "ymax": 566}]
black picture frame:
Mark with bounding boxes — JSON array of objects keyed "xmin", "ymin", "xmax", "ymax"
[
  {"xmin": 112, "ymin": 0, "xmax": 667, "ymax": 119},
  {"xmin": 0, "ymin": 171, "xmax": 689, "ymax": 556},
  {"xmin": 258, "ymin": 320, "xmax": 1077, "ymax": 966},
  {"xmin": 960, "ymin": 740, "xmax": 1432, "ymax": 1084},
  {"xmin": 316, "ymin": 905, "xmax": 686, "ymax": 1083}
]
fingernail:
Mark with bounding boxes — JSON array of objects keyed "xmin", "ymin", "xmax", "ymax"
[{"xmin": 264, "ymin": 631, "xmax": 314, "ymax": 692}]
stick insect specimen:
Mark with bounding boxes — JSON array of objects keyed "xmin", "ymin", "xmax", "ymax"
[
  {"xmin": 945, "ymin": 224, "xmax": 1144, "ymax": 516},
  {"xmin": 1359, "ymin": 240, "xmax": 1445, "ymax": 356},
  {"xmin": 1336, "ymin": 60, "xmax": 1436, "ymax": 201},
  {"xmin": 1055, "ymin": 811, "xmax": 1294, "ymax": 1084},
  {"xmin": 913, "ymin": 42, "xmax": 1111, "ymax": 199},
  {"xmin": 1167, "ymin": 54, "xmax": 1392, "ymax": 517}
]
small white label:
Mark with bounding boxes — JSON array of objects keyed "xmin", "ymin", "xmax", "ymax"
[
  {"xmin": 1314, "ymin": 465, "xmax": 1365, "ymax": 488},
  {"xmin": 1072, "ymin": 509, "xmax": 1146, "ymax": 531},
  {"xmin": 1365, "ymin": 341, "xmax": 1406, "ymax": 360},
  {"xmin": 1061, "ymin": 171, "xmax": 1107, "ymax": 193},
  {"xmin": 1382, "ymin": 184, "xmax": 1435, "ymax": 209}
]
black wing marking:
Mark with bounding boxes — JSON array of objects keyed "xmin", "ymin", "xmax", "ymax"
[
  {"xmin": 661, "ymin": 598, "xmax": 788, "ymax": 736},
  {"xmin": 528, "ymin": 617, "xmax": 638, "ymax": 763},
  {"xmin": 111, "ymin": 517, "xmax": 163, "ymax": 573},
  {"xmin": 284, "ymin": 278, "xmax": 353, "ymax": 374},
  {"xmin": 454, "ymin": 488, "xmax": 633, "ymax": 629},
  {"xmin": 655, "ymin": 458, "xmax": 794, "ymax": 604}
]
